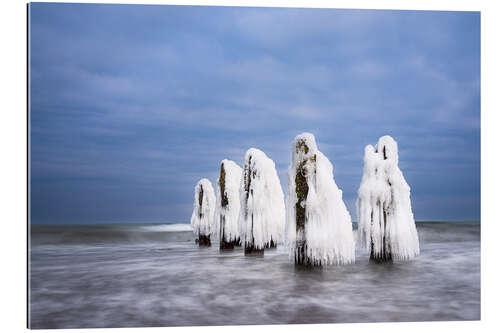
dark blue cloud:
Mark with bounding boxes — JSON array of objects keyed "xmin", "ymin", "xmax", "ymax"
[{"xmin": 29, "ymin": 3, "xmax": 480, "ymax": 224}]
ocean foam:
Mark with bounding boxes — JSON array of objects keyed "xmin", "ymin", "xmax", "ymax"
[{"xmin": 139, "ymin": 224, "xmax": 193, "ymax": 232}]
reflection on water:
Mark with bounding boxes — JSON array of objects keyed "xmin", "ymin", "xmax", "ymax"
[{"xmin": 29, "ymin": 222, "xmax": 480, "ymax": 328}]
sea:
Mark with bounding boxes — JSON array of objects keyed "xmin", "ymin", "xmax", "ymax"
[{"xmin": 29, "ymin": 222, "xmax": 480, "ymax": 329}]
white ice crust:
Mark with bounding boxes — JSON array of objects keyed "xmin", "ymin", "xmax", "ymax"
[
  {"xmin": 286, "ymin": 133, "xmax": 355, "ymax": 265},
  {"xmin": 190, "ymin": 178, "xmax": 216, "ymax": 238},
  {"xmin": 357, "ymin": 135, "xmax": 420, "ymax": 261},
  {"xmin": 215, "ymin": 159, "xmax": 243, "ymax": 243},
  {"xmin": 238, "ymin": 148, "xmax": 286, "ymax": 249}
]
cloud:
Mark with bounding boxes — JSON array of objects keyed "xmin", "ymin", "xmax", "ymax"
[{"xmin": 29, "ymin": 4, "xmax": 480, "ymax": 223}]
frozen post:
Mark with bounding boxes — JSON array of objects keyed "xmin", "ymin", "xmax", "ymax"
[
  {"xmin": 190, "ymin": 178, "xmax": 215, "ymax": 246},
  {"xmin": 215, "ymin": 159, "xmax": 243, "ymax": 250},
  {"xmin": 238, "ymin": 148, "xmax": 285, "ymax": 256},
  {"xmin": 286, "ymin": 133, "xmax": 355, "ymax": 266},
  {"xmin": 357, "ymin": 136, "xmax": 420, "ymax": 262}
]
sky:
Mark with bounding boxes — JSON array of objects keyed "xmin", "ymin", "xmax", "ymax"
[{"xmin": 28, "ymin": 3, "xmax": 480, "ymax": 224}]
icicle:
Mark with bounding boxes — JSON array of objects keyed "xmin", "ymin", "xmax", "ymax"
[
  {"xmin": 190, "ymin": 178, "xmax": 216, "ymax": 246},
  {"xmin": 356, "ymin": 135, "xmax": 420, "ymax": 262},
  {"xmin": 238, "ymin": 148, "xmax": 286, "ymax": 256},
  {"xmin": 215, "ymin": 159, "xmax": 243, "ymax": 250},
  {"xmin": 286, "ymin": 133, "xmax": 355, "ymax": 266}
]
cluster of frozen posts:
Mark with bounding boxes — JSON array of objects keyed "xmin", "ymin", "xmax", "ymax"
[{"xmin": 190, "ymin": 133, "xmax": 420, "ymax": 266}]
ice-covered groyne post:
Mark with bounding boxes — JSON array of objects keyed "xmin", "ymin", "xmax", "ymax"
[
  {"xmin": 215, "ymin": 159, "xmax": 243, "ymax": 250},
  {"xmin": 286, "ymin": 133, "xmax": 355, "ymax": 266},
  {"xmin": 238, "ymin": 148, "xmax": 285, "ymax": 256},
  {"xmin": 190, "ymin": 178, "xmax": 216, "ymax": 246},
  {"xmin": 357, "ymin": 135, "xmax": 419, "ymax": 262}
]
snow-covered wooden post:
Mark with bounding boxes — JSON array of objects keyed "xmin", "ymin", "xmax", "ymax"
[
  {"xmin": 357, "ymin": 136, "xmax": 419, "ymax": 262},
  {"xmin": 190, "ymin": 179, "xmax": 215, "ymax": 246},
  {"xmin": 215, "ymin": 159, "xmax": 242, "ymax": 250},
  {"xmin": 239, "ymin": 148, "xmax": 285, "ymax": 256},
  {"xmin": 292, "ymin": 136, "xmax": 315, "ymax": 264},
  {"xmin": 286, "ymin": 133, "xmax": 355, "ymax": 266}
]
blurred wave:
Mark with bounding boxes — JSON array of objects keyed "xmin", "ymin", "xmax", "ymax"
[
  {"xmin": 30, "ymin": 224, "xmax": 194, "ymax": 245},
  {"xmin": 29, "ymin": 222, "xmax": 480, "ymax": 329},
  {"xmin": 138, "ymin": 224, "xmax": 193, "ymax": 232}
]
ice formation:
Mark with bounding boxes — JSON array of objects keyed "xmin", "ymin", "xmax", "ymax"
[
  {"xmin": 190, "ymin": 178, "xmax": 216, "ymax": 245},
  {"xmin": 357, "ymin": 135, "xmax": 419, "ymax": 261},
  {"xmin": 286, "ymin": 133, "xmax": 355, "ymax": 266},
  {"xmin": 215, "ymin": 159, "xmax": 243, "ymax": 249},
  {"xmin": 238, "ymin": 148, "xmax": 286, "ymax": 253}
]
